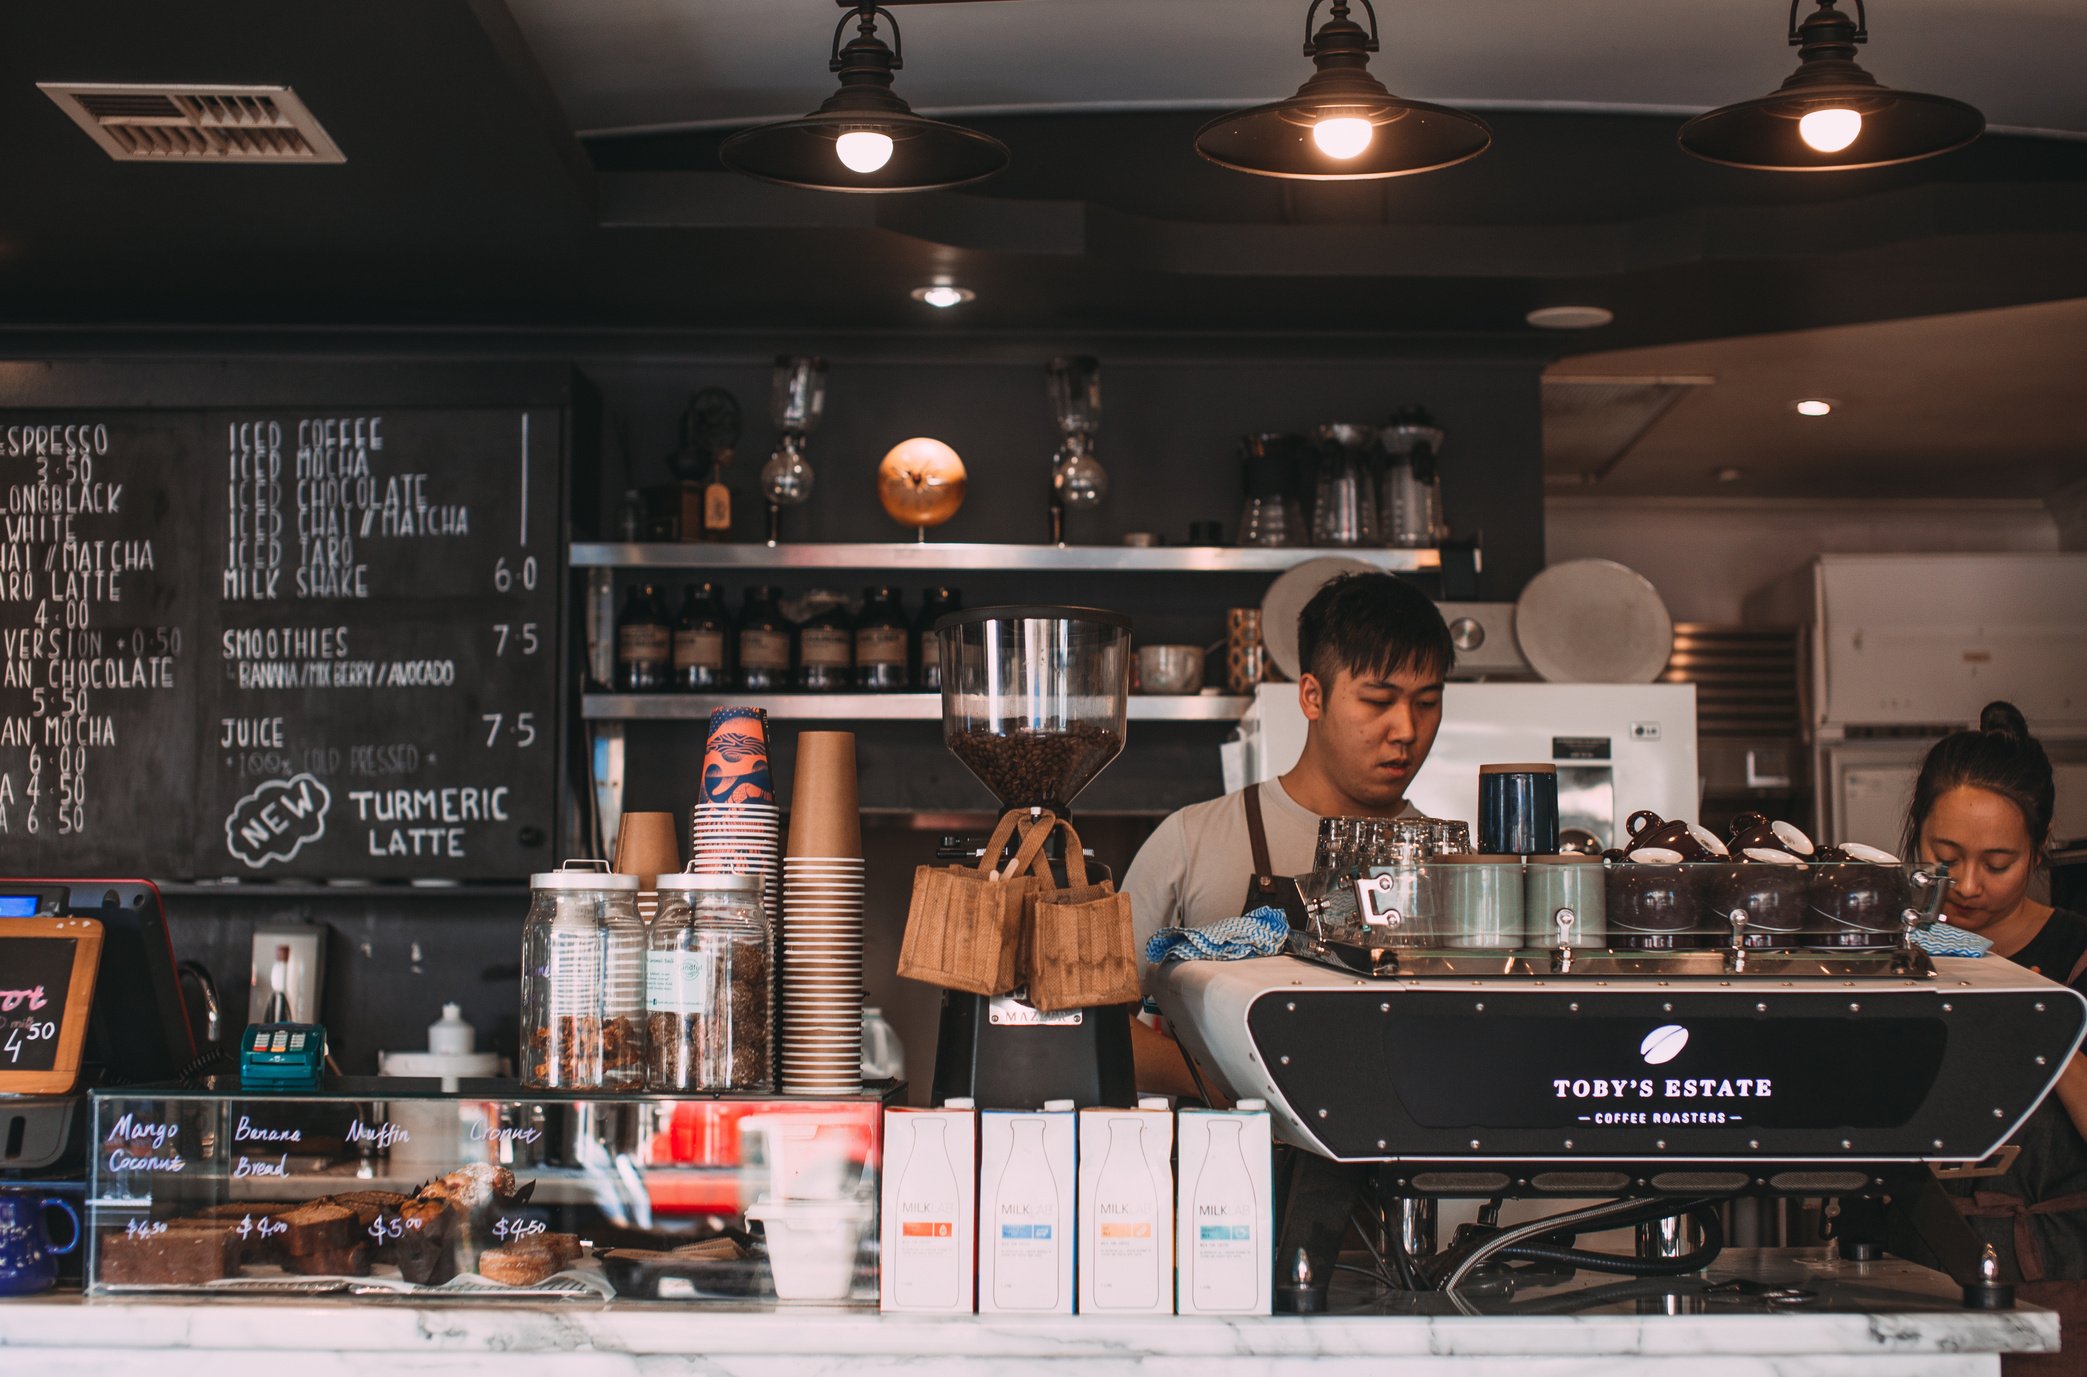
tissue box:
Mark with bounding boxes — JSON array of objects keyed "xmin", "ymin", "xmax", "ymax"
[
  {"xmin": 1077, "ymin": 1099, "xmax": 1173, "ymax": 1315},
  {"xmin": 880, "ymin": 1104, "xmax": 976, "ymax": 1313}
]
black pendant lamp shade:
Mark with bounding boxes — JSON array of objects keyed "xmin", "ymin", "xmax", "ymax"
[
  {"xmin": 1194, "ymin": 0, "xmax": 1490, "ymax": 180},
  {"xmin": 1679, "ymin": 0, "xmax": 1983, "ymax": 171},
  {"xmin": 720, "ymin": 4, "xmax": 1009, "ymax": 193}
]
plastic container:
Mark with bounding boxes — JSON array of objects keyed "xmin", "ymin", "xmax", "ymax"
[
  {"xmin": 647, "ymin": 872, "xmax": 772, "ymax": 1092},
  {"xmin": 746, "ymin": 1199, "xmax": 871, "ymax": 1300},
  {"xmin": 427, "ymin": 1003, "xmax": 475, "ymax": 1056},
  {"xmin": 521, "ymin": 861, "xmax": 645, "ymax": 1090}
]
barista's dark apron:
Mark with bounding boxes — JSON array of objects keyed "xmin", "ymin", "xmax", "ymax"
[{"xmin": 1243, "ymin": 784, "xmax": 1273, "ymax": 880}]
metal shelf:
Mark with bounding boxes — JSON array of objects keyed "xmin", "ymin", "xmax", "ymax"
[
  {"xmin": 570, "ymin": 542, "xmax": 1442, "ymax": 573},
  {"xmin": 582, "ymin": 693, "xmax": 1252, "ymax": 723}
]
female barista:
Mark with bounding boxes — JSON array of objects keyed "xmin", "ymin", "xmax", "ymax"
[{"xmin": 1910, "ymin": 701, "xmax": 2087, "ymax": 1366}]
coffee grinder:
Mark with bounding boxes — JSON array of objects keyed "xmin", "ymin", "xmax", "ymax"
[{"xmin": 928, "ymin": 605, "xmax": 1137, "ymax": 1109}]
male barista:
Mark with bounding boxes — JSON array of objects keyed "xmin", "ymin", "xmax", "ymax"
[{"xmin": 1122, "ymin": 571, "xmax": 1453, "ymax": 1089}]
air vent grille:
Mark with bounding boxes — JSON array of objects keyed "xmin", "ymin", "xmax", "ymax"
[
  {"xmin": 39, "ymin": 83, "xmax": 344, "ymax": 164},
  {"xmin": 1543, "ymin": 375, "xmax": 1714, "ymax": 487},
  {"xmin": 1660, "ymin": 623, "xmax": 1802, "ymax": 736}
]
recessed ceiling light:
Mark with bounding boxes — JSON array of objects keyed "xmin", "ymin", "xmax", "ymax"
[
  {"xmin": 911, "ymin": 284, "xmax": 974, "ymax": 309},
  {"xmin": 1793, "ymin": 398, "xmax": 1835, "ymax": 417},
  {"xmin": 1713, "ymin": 466, "xmax": 1745, "ymax": 483},
  {"xmin": 1526, "ymin": 305, "xmax": 1614, "ymax": 330}
]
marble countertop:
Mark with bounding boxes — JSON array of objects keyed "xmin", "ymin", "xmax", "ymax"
[{"xmin": 0, "ymin": 1251, "xmax": 2057, "ymax": 1375}]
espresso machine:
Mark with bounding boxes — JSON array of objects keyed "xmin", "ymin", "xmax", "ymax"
[
  {"xmin": 1154, "ymin": 861, "xmax": 2087, "ymax": 1309},
  {"xmin": 927, "ymin": 604, "xmax": 1137, "ymax": 1110}
]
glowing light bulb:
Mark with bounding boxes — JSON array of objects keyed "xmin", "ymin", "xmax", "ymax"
[
  {"xmin": 1794, "ymin": 399, "xmax": 1834, "ymax": 417},
  {"xmin": 835, "ymin": 130, "xmax": 895, "ymax": 174},
  {"xmin": 916, "ymin": 286, "xmax": 967, "ymax": 309},
  {"xmin": 1311, "ymin": 117, "xmax": 1373, "ymax": 160},
  {"xmin": 1798, "ymin": 107, "xmax": 1862, "ymax": 154}
]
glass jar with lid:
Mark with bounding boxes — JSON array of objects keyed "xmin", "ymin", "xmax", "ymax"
[
  {"xmin": 521, "ymin": 860, "xmax": 647, "ymax": 1090},
  {"xmin": 646, "ymin": 871, "xmax": 772, "ymax": 1092}
]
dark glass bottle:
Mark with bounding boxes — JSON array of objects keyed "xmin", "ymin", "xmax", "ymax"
[
  {"xmin": 914, "ymin": 587, "xmax": 962, "ymax": 691},
  {"xmin": 796, "ymin": 597, "xmax": 854, "ymax": 692},
  {"xmin": 854, "ymin": 586, "xmax": 910, "ymax": 691},
  {"xmin": 671, "ymin": 582, "xmax": 732, "ymax": 691},
  {"xmin": 616, "ymin": 584, "xmax": 671, "ymax": 693},
  {"xmin": 737, "ymin": 586, "xmax": 791, "ymax": 692}
]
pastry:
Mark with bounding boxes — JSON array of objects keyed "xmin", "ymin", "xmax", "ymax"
[
  {"xmin": 323, "ymin": 1190, "xmax": 411, "ymax": 1263},
  {"xmin": 394, "ymin": 1197, "xmax": 459, "ymax": 1286},
  {"xmin": 279, "ymin": 1200, "xmax": 359, "ymax": 1258},
  {"xmin": 477, "ymin": 1244, "xmax": 560, "ymax": 1287},
  {"xmin": 422, "ymin": 1163, "xmax": 516, "ymax": 1208},
  {"xmin": 283, "ymin": 1240, "xmax": 372, "ymax": 1277},
  {"xmin": 100, "ymin": 1220, "xmax": 236, "ymax": 1285},
  {"xmin": 534, "ymin": 1232, "xmax": 583, "ymax": 1270}
]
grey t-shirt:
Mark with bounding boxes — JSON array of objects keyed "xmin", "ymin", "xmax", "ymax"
[{"xmin": 1123, "ymin": 779, "xmax": 1421, "ymax": 960}]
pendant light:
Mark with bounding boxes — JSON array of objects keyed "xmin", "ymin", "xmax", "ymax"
[
  {"xmin": 1679, "ymin": 0, "xmax": 1983, "ymax": 171},
  {"xmin": 1194, "ymin": 0, "xmax": 1490, "ymax": 180},
  {"xmin": 720, "ymin": 4, "xmax": 1009, "ymax": 193}
]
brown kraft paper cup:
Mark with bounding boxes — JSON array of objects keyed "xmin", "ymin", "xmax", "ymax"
[
  {"xmin": 614, "ymin": 812, "xmax": 683, "ymax": 889},
  {"xmin": 787, "ymin": 731, "xmax": 863, "ymax": 859}
]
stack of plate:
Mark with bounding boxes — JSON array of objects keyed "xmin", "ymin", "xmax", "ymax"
[{"xmin": 780, "ymin": 856, "xmax": 865, "ymax": 1095}]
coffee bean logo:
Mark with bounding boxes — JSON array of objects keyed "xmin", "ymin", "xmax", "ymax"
[{"xmin": 1640, "ymin": 1024, "xmax": 1689, "ymax": 1065}]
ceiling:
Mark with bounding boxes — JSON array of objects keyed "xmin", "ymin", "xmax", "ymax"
[
  {"xmin": 508, "ymin": 0, "xmax": 2087, "ymax": 139},
  {"xmin": 0, "ymin": 1, "xmax": 2081, "ymax": 499},
  {"xmin": 1544, "ymin": 295, "xmax": 2087, "ymax": 499}
]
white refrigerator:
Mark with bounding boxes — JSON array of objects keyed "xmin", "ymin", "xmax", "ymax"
[
  {"xmin": 1747, "ymin": 553, "xmax": 2087, "ymax": 850},
  {"xmin": 1233, "ymin": 682, "xmax": 1700, "ymax": 853}
]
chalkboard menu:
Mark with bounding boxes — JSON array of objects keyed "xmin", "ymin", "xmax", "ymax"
[
  {"xmin": 0, "ymin": 916, "xmax": 103, "ymax": 1093},
  {"xmin": 0, "ymin": 406, "xmax": 564, "ymax": 878},
  {"xmin": 1, "ymin": 936, "xmax": 77, "ymax": 1073}
]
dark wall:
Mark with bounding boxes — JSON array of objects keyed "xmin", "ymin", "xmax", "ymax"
[
  {"xmin": 160, "ymin": 813, "xmax": 1162, "ymax": 1107},
  {"xmin": 586, "ymin": 354, "xmax": 1545, "ymax": 599},
  {"xmin": 20, "ymin": 342, "xmax": 1539, "ymax": 1103}
]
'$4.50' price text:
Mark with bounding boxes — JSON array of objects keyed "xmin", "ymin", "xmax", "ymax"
[{"xmin": 3, "ymin": 1016, "xmax": 58, "ymax": 1064}]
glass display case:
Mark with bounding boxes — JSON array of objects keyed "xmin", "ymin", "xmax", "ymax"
[{"xmin": 87, "ymin": 1077, "xmax": 892, "ymax": 1302}]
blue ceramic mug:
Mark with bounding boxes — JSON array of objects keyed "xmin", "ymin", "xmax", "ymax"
[{"xmin": 0, "ymin": 1190, "xmax": 80, "ymax": 1295}]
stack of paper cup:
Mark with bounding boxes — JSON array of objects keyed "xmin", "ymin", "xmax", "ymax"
[
  {"xmin": 613, "ymin": 811, "xmax": 682, "ymax": 922},
  {"xmin": 781, "ymin": 731, "xmax": 865, "ymax": 1096},
  {"xmin": 689, "ymin": 707, "xmax": 781, "ymax": 928}
]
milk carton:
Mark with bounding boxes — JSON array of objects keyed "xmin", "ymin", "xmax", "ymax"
[
  {"xmin": 978, "ymin": 1099, "xmax": 1076, "ymax": 1313},
  {"xmin": 880, "ymin": 1101, "xmax": 977, "ymax": 1312},
  {"xmin": 1077, "ymin": 1097, "xmax": 1173, "ymax": 1315},
  {"xmin": 1176, "ymin": 1100, "xmax": 1272, "ymax": 1315}
]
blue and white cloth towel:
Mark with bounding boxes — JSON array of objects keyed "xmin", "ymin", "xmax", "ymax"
[
  {"xmin": 1144, "ymin": 907, "xmax": 1292, "ymax": 965},
  {"xmin": 1908, "ymin": 921, "xmax": 1992, "ymax": 957}
]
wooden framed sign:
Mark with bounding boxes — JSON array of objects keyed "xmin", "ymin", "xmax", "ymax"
[{"xmin": 0, "ymin": 915, "xmax": 104, "ymax": 1094}]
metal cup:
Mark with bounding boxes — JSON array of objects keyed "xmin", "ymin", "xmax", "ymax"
[
  {"xmin": 1226, "ymin": 607, "xmax": 1268, "ymax": 693},
  {"xmin": 1478, "ymin": 765, "xmax": 1559, "ymax": 856}
]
